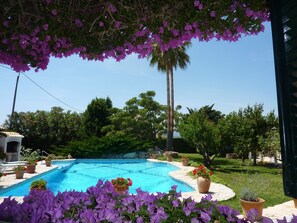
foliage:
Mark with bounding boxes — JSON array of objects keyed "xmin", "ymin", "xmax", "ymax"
[
  {"xmin": 240, "ymin": 187, "xmax": 258, "ymax": 202},
  {"xmin": 5, "ymin": 107, "xmax": 83, "ymax": 151},
  {"xmin": 13, "ymin": 166, "xmax": 26, "ymax": 172},
  {"xmin": 149, "ymin": 43, "xmax": 191, "ymax": 151},
  {"xmin": 258, "ymin": 128, "xmax": 280, "ymax": 164},
  {"xmin": 0, "ymin": 1, "xmax": 269, "ymax": 72},
  {"xmin": 0, "ymin": 179, "xmax": 271, "ymax": 223},
  {"xmin": 217, "ymin": 104, "xmax": 273, "ymax": 163},
  {"xmin": 58, "ymin": 134, "xmax": 152, "ymax": 158},
  {"xmin": 45, "ymin": 155, "xmax": 53, "ymax": 161},
  {"xmin": 30, "ymin": 179, "xmax": 47, "ymax": 190},
  {"xmin": 111, "ymin": 177, "xmax": 132, "ymax": 191},
  {"xmin": 188, "ymin": 104, "xmax": 224, "ymax": 124},
  {"xmin": 156, "ymin": 138, "xmax": 196, "ymax": 153},
  {"xmin": 193, "ymin": 164, "xmax": 213, "ymax": 179},
  {"xmin": 178, "ymin": 110, "xmax": 220, "ymax": 167},
  {"xmin": 181, "ymin": 156, "xmax": 189, "ymax": 161},
  {"xmin": 242, "ymin": 104, "xmax": 267, "ymax": 165},
  {"xmin": 103, "ymin": 91, "xmax": 166, "ymax": 142},
  {"xmin": 20, "ymin": 147, "xmax": 40, "ymax": 164},
  {"xmin": 83, "ymin": 97, "xmax": 113, "ymax": 137}
]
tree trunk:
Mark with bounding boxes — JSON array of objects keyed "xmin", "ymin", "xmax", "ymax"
[
  {"xmin": 253, "ymin": 150, "xmax": 257, "ymax": 166},
  {"xmin": 166, "ymin": 65, "xmax": 172, "ymax": 151},
  {"xmin": 242, "ymin": 155, "xmax": 245, "ymax": 163},
  {"xmin": 169, "ymin": 66, "xmax": 174, "ymax": 151}
]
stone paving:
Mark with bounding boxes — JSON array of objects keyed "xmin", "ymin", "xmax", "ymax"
[
  {"xmin": 148, "ymin": 159, "xmax": 235, "ymax": 201},
  {"xmin": 0, "ymin": 162, "xmax": 56, "ymax": 203},
  {"xmin": 0, "ymin": 159, "xmax": 296, "ymax": 222}
]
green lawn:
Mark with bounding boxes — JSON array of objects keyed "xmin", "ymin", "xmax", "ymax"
[{"xmin": 178, "ymin": 153, "xmax": 291, "ymax": 211}]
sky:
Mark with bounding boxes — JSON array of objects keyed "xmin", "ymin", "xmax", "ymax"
[{"xmin": 0, "ymin": 22, "xmax": 277, "ymax": 125}]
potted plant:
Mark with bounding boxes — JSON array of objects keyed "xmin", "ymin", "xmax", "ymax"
[
  {"xmin": 181, "ymin": 156, "xmax": 189, "ymax": 166},
  {"xmin": 192, "ymin": 164, "xmax": 213, "ymax": 193},
  {"xmin": 13, "ymin": 165, "xmax": 26, "ymax": 179},
  {"xmin": 150, "ymin": 153, "xmax": 158, "ymax": 159},
  {"xmin": 111, "ymin": 177, "xmax": 132, "ymax": 194},
  {"xmin": 240, "ymin": 187, "xmax": 265, "ymax": 221},
  {"xmin": 26, "ymin": 158, "xmax": 38, "ymax": 173},
  {"xmin": 45, "ymin": 155, "xmax": 53, "ymax": 167},
  {"xmin": 166, "ymin": 154, "xmax": 173, "ymax": 162},
  {"xmin": 30, "ymin": 179, "xmax": 47, "ymax": 191}
]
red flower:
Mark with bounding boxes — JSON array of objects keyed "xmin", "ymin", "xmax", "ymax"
[
  {"xmin": 193, "ymin": 169, "xmax": 197, "ymax": 175},
  {"xmin": 4, "ymin": 173, "xmax": 7, "ymax": 176},
  {"xmin": 209, "ymin": 171, "xmax": 213, "ymax": 176}
]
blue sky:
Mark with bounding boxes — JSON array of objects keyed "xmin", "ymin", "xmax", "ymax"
[{"xmin": 0, "ymin": 22, "xmax": 277, "ymax": 125}]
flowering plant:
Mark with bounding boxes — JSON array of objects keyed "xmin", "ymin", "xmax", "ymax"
[
  {"xmin": 111, "ymin": 177, "xmax": 132, "ymax": 191},
  {"xmin": 0, "ymin": 180, "xmax": 290, "ymax": 223},
  {"xmin": 26, "ymin": 158, "xmax": 38, "ymax": 165},
  {"xmin": 193, "ymin": 164, "xmax": 213, "ymax": 179},
  {"xmin": 13, "ymin": 165, "xmax": 26, "ymax": 172},
  {"xmin": 30, "ymin": 179, "xmax": 47, "ymax": 191},
  {"xmin": 0, "ymin": 180, "xmax": 297, "ymax": 223}
]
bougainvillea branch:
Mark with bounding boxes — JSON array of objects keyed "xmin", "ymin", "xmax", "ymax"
[{"xmin": 0, "ymin": 0, "xmax": 269, "ymax": 72}]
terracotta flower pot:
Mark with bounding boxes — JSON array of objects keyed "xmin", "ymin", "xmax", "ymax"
[
  {"xmin": 26, "ymin": 164, "xmax": 36, "ymax": 173},
  {"xmin": 197, "ymin": 176, "xmax": 211, "ymax": 193},
  {"xmin": 181, "ymin": 159, "xmax": 189, "ymax": 166},
  {"xmin": 45, "ymin": 160, "xmax": 51, "ymax": 167},
  {"xmin": 114, "ymin": 187, "xmax": 128, "ymax": 195},
  {"xmin": 240, "ymin": 198, "xmax": 265, "ymax": 221},
  {"xmin": 15, "ymin": 171, "xmax": 24, "ymax": 179},
  {"xmin": 167, "ymin": 156, "xmax": 173, "ymax": 162}
]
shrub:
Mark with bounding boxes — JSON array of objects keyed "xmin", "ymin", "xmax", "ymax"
[
  {"xmin": 30, "ymin": 179, "xmax": 47, "ymax": 190},
  {"xmin": 20, "ymin": 147, "xmax": 41, "ymax": 162},
  {"xmin": 56, "ymin": 134, "xmax": 152, "ymax": 158},
  {"xmin": 240, "ymin": 187, "xmax": 258, "ymax": 202}
]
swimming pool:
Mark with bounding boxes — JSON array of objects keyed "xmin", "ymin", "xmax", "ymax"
[{"xmin": 0, "ymin": 159, "xmax": 194, "ymax": 196}]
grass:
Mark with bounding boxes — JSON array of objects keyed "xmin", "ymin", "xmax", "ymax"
[{"xmin": 177, "ymin": 153, "xmax": 291, "ymax": 211}]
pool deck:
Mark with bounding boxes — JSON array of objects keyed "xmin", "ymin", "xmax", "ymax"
[
  {"xmin": 0, "ymin": 162, "xmax": 57, "ymax": 203},
  {"xmin": 0, "ymin": 159, "xmax": 296, "ymax": 222},
  {"xmin": 148, "ymin": 159, "xmax": 235, "ymax": 202}
]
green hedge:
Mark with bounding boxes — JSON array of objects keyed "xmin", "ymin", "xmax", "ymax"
[
  {"xmin": 156, "ymin": 138, "xmax": 196, "ymax": 153},
  {"xmin": 53, "ymin": 134, "xmax": 152, "ymax": 158}
]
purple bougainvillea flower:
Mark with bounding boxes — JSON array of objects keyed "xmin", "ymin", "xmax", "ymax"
[{"xmin": 51, "ymin": 9, "xmax": 57, "ymax": 16}]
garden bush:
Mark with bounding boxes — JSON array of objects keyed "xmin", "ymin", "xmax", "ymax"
[
  {"xmin": 54, "ymin": 134, "xmax": 152, "ymax": 158},
  {"xmin": 1, "ymin": 180, "xmax": 293, "ymax": 223}
]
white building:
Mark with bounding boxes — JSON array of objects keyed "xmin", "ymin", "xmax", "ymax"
[{"xmin": 0, "ymin": 131, "xmax": 24, "ymax": 161}]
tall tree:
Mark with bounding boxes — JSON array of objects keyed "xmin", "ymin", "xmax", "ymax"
[
  {"xmin": 149, "ymin": 43, "xmax": 190, "ymax": 151},
  {"xmin": 103, "ymin": 91, "xmax": 166, "ymax": 142},
  {"xmin": 83, "ymin": 97, "xmax": 113, "ymax": 137},
  {"xmin": 243, "ymin": 104, "xmax": 266, "ymax": 165},
  {"xmin": 178, "ymin": 110, "xmax": 220, "ymax": 167}
]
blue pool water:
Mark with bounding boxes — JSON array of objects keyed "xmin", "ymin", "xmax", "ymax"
[{"xmin": 0, "ymin": 159, "xmax": 194, "ymax": 196}]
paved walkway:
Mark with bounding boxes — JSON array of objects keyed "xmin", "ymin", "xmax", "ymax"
[
  {"xmin": 0, "ymin": 162, "xmax": 56, "ymax": 203},
  {"xmin": 0, "ymin": 159, "xmax": 296, "ymax": 222},
  {"xmin": 149, "ymin": 159, "xmax": 235, "ymax": 201}
]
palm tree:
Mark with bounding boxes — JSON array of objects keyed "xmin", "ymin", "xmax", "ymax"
[{"xmin": 149, "ymin": 43, "xmax": 190, "ymax": 151}]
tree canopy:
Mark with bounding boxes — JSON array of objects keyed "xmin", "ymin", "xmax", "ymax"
[{"xmin": 1, "ymin": 1, "xmax": 268, "ymax": 72}]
